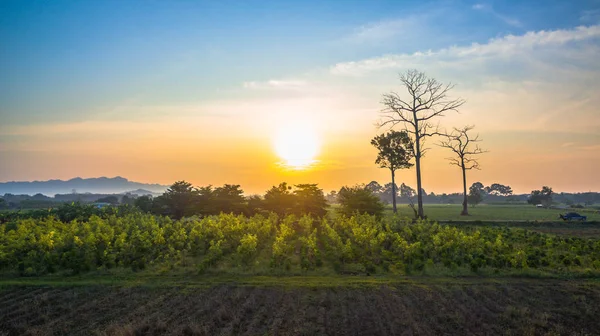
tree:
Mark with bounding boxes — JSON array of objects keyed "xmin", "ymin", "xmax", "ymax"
[
  {"xmin": 96, "ymin": 195, "xmax": 119, "ymax": 205},
  {"xmin": 486, "ymin": 183, "xmax": 513, "ymax": 196},
  {"xmin": 196, "ymin": 186, "xmax": 216, "ymax": 215},
  {"xmin": 337, "ymin": 185, "xmax": 385, "ymax": 218},
  {"xmin": 400, "ymin": 183, "xmax": 418, "ymax": 218},
  {"xmin": 263, "ymin": 182, "xmax": 296, "ymax": 216},
  {"xmin": 365, "ymin": 181, "xmax": 383, "ymax": 195},
  {"xmin": 294, "ymin": 184, "xmax": 328, "ymax": 217},
  {"xmin": 371, "ymin": 131, "xmax": 414, "ymax": 213},
  {"xmin": 134, "ymin": 195, "xmax": 153, "ymax": 213},
  {"xmin": 325, "ymin": 190, "xmax": 338, "ymax": 203},
  {"xmin": 468, "ymin": 184, "xmax": 484, "ymax": 207},
  {"xmin": 158, "ymin": 181, "xmax": 199, "ymax": 219},
  {"xmin": 528, "ymin": 186, "xmax": 553, "ymax": 207},
  {"xmin": 213, "ymin": 184, "xmax": 246, "ymax": 214},
  {"xmin": 120, "ymin": 194, "xmax": 135, "ymax": 205},
  {"xmin": 246, "ymin": 195, "xmax": 264, "ymax": 216},
  {"xmin": 439, "ymin": 125, "xmax": 487, "ymax": 215},
  {"xmin": 380, "ymin": 69, "xmax": 465, "ymax": 218},
  {"xmin": 380, "ymin": 182, "xmax": 398, "ymax": 204}
]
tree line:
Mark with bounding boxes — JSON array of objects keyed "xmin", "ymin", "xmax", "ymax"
[{"xmin": 133, "ymin": 181, "xmax": 387, "ymax": 220}]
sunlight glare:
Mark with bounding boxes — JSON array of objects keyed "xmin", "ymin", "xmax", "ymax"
[{"xmin": 273, "ymin": 120, "xmax": 320, "ymax": 170}]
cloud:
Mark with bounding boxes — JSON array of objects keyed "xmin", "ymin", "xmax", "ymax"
[
  {"xmin": 343, "ymin": 17, "xmax": 421, "ymax": 44},
  {"xmin": 580, "ymin": 9, "xmax": 600, "ymax": 23},
  {"xmin": 472, "ymin": 3, "xmax": 522, "ymax": 27},
  {"xmin": 243, "ymin": 79, "xmax": 307, "ymax": 90},
  {"xmin": 330, "ymin": 25, "xmax": 600, "ymax": 75}
]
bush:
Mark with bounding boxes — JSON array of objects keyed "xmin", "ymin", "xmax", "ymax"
[{"xmin": 337, "ymin": 186, "xmax": 385, "ymax": 217}]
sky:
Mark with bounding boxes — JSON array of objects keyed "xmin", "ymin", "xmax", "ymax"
[{"xmin": 1, "ymin": 0, "xmax": 599, "ymax": 194}]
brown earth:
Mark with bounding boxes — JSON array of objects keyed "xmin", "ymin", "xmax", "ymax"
[{"xmin": 1, "ymin": 280, "xmax": 599, "ymax": 336}]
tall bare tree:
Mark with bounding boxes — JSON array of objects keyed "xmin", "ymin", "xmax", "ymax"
[
  {"xmin": 438, "ymin": 125, "xmax": 487, "ymax": 215},
  {"xmin": 380, "ymin": 69, "xmax": 465, "ymax": 218}
]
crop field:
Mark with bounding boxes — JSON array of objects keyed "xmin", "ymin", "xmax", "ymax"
[
  {"xmin": 1, "ymin": 278, "xmax": 600, "ymax": 335},
  {"xmin": 2, "ymin": 207, "xmax": 600, "ymax": 335}
]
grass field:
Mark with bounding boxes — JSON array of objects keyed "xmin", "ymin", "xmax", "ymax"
[
  {"xmin": 376, "ymin": 203, "xmax": 600, "ymax": 221},
  {"xmin": 1, "ymin": 277, "xmax": 600, "ymax": 335}
]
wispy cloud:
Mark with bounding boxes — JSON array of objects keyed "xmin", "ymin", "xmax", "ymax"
[
  {"xmin": 472, "ymin": 3, "xmax": 522, "ymax": 27},
  {"xmin": 580, "ymin": 9, "xmax": 600, "ymax": 23},
  {"xmin": 330, "ymin": 25, "xmax": 600, "ymax": 75},
  {"xmin": 342, "ymin": 16, "xmax": 421, "ymax": 44},
  {"xmin": 243, "ymin": 79, "xmax": 308, "ymax": 90}
]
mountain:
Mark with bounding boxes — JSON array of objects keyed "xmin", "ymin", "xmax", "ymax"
[{"xmin": 0, "ymin": 177, "xmax": 168, "ymax": 196}]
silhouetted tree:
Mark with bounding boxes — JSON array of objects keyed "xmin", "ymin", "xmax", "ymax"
[
  {"xmin": 439, "ymin": 125, "xmax": 487, "ymax": 215},
  {"xmin": 365, "ymin": 181, "xmax": 383, "ymax": 195},
  {"xmin": 468, "ymin": 183, "xmax": 484, "ymax": 207},
  {"xmin": 528, "ymin": 186, "xmax": 554, "ymax": 207},
  {"xmin": 294, "ymin": 184, "xmax": 328, "ymax": 217},
  {"xmin": 246, "ymin": 195, "xmax": 264, "ymax": 216},
  {"xmin": 337, "ymin": 185, "xmax": 385, "ymax": 218},
  {"xmin": 213, "ymin": 184, "xmax": 246, "ymax": 214},
  {"xmin": 380, "ymin": 183, "xmax": 398, "ymax": 205},
  {"xmin": 325, "ymin": 190, "xmax": 338, "ymax": 203},
  {"xmin": 196, "ymin": 186, "xmax": 216, "ymax": 215},
  {"xmin": 158, "ymin": 181, "xmax": 199, "ymax": 219},
  {"xmin": 371, "ymin": 131, "xmax": 414, "ymax": 213},
  {"xmin": 380, "ymin": 69, "xmax": 465, "ymax": 219},
  {"xmin": 263, "ymin": 182, "xmax": 295, "ymax": 217},
  {"xmin": 486, "ymin": 183, "xmax": 513, "ymax": 196}
]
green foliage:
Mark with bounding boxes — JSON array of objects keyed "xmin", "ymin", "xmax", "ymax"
[
  {"xmin": 213, "ymin": 184, "xmax": 246, "ymax": 215},
  {"xmin": 2, "ymin": 212, "xmax": 600, "ymax": 277},
  {"xmin": 371, "ymin": 131, "xmax": 414, "ymax": 171},
  {"xmin": 263, "ymin": 183, "xmax": 295, "ymax": 216},
  {"xmin": 468, "ymin": 183, "xmax": 484, "ymax": 207},
  {"xmin": 293, "ymin": 184, "xmax": 328, "ymax": 217},
  {"xmin": 337, "ymin": 186, "xmax": 385, "ymax": 218},
  {"xmin": 134, "ymin": 195, "xmax": 153, "ymax": 212}
]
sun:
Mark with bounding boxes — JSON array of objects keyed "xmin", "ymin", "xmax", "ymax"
[{"xmin": 273, "ymin": 120, "xmax": 320, "ymax": 170}]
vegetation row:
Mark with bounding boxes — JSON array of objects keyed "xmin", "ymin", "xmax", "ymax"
[{"xmin": 2, "ymin": 211, "xmax": 599, "ymax": 277}]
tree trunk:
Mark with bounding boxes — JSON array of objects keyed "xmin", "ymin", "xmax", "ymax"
[
  {"xmin": 413, "ymin": 100, "xmax": 424, "ymax": 219},
  {"xmin": 461, "ymin": 157, "xmax": 468, "ymax": 216},
  {"xmin": 415, "ymin": 154, "xmax": 424, "ymax": 218},
  {"xmin": 391, "ymin": 169, "xmax": 397, "ymax": 213}
]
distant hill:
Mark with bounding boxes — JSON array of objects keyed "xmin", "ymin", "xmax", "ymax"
[{"xmin": 0, "ymin": 177, "xmax": 168, "ymax": 196}]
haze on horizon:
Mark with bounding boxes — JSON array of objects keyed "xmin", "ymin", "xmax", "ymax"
[{"xmin": 1, "ymin": 0, "xmax": 599, "ymax": 195}]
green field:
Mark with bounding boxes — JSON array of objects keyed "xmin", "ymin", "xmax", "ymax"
[{"xmin": 375, "ymin": 203, "xmax": 600, "ymax": 221}]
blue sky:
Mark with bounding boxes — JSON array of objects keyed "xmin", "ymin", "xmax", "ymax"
[
  {"xmin": 1, "ymin": 0, "xmax": 599, "ymax": 192},
  {"xmin": 2, "ymin": 0, "xmax": 597, "ymax": 124}
]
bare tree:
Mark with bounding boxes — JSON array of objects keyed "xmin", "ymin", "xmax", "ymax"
[
  {"xmin": 379, "ymin": 69, "xmax": 465, "ymax": 219},
  {"xmin": 438, "ymin": 125, "xmax": 487, "ymax": 216}
]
